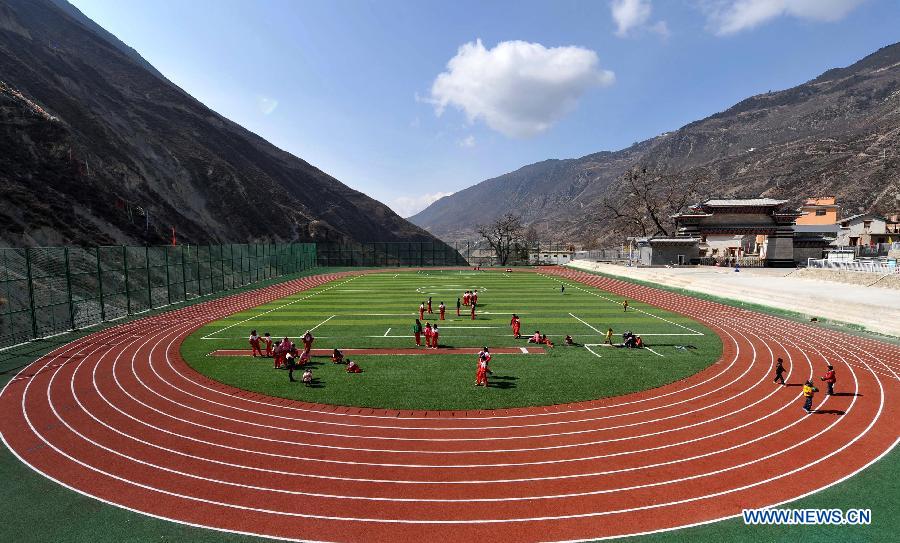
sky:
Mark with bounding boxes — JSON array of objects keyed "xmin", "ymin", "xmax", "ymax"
[{"xmin": 67, "ymin": 0, "xmax": 900, "ymax": 217}]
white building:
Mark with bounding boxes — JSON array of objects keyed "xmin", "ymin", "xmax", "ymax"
[
  {"xmin": 528, "ymin": 251, "xmax": 576, "ymax": 265},
  {"xmin": 835, "ymin": 214, "xmax": 890, "ymax": 247}
]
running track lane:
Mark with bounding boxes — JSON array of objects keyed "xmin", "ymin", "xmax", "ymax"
[{"xmin": 1, "ymin": 268, "xmax": 898, "ymax": 543}]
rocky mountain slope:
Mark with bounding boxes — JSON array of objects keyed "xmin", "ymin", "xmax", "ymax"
[
  {"xmin": 0, "ymin": 0, "xmax": 443, "ymax": 247},
  {"xmin": 411, "ymin": 43, "xmax": 900, "ymax": 243}
]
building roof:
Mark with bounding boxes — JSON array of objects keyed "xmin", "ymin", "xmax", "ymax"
[
  {"xmin": 794, "ymin": 224, "xmax": 840, "ymax": 234},
  {"xmin": 839, "ymin": 213, "xmax": 886, "ymax": 223},
  {"xmin": 638, "ymin": 237, "xmax": 701, "ymax": 245},
  {"xmin": 702, "ymin": 198, "xmax": 788, "ymax": 207}
]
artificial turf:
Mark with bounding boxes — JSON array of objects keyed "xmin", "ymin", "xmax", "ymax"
[{"xmin": 180, "ymin": 269, "xmax": 722, "ymax": 410}]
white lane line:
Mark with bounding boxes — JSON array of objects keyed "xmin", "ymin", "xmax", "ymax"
[
  {"xmin": 584, "ymin": 344, "xmax": 603, "ymax": 358},
  {"xmin": 644, "ymin": 347, "xmax": 664, "ymax": 358},
  {"xmin": 309, "ymin": 314, "xmax": 336, "ymax": 332},
  {"xmin": 383, "ymin": 328, "xmax": 391, "ymax": 337},
  {"xmin": 569, "ymin": 313, "xmax": 602, "ymax": 334},
  {"xmin": 201, "ymin": 276, "xmax": 357, "ymax": 339},
  {"xmin": 519, "ymin": 347, "xmax": 528, "ymax": 354}
]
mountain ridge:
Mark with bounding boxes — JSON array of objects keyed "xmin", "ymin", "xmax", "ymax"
[
  {"xmin": 411, "ymin": 42, "xmax": 900, "ymax": 243},
  {"xmin": 0, "ymin": 0, "xmax": 444, "ymax": 248}
]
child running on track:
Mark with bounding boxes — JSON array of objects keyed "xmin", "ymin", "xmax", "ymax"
[
  {"xmin": 802, "ymin": 380, "xmax": 819, "ymax": 413},
  {"xmin": 263, "ymin": 333, "xmax": 273, "ymax": 357},
  {"xmin": 413, "ymin": 319, "xmax": 423, "ymax": 346},
  {"xmin": 820, "ymin": 365, "xmax": 836, "ymax": 395},
  {"xmin": 249, "ymin": 330, "xmax": 263, "ymax": 357},
  {"xmin": 432, "ymin": 325, "xmax": 440, "ymax": 349},
  {"xmin": 456, "ymin": 297, "xmax": 461, "ymax": 316},
  {"xmin": 439, "ymin": 302, "xmax": 446, "ymax": 320},
  {"xmin": 774, "ymin": 358, "xmax": 786, "ymax": 385}
]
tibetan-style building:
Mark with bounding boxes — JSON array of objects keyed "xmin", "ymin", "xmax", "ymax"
[{"xmin": 671, "ymin": 199, "xmax": 801, "ymax": 267}]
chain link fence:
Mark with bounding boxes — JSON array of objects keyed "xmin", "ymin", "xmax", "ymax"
[
  {"xmin": 315, "ymin": 242, "xmax": 469, "ymax": 267},
  {"xmin": 0, "ymin": 243, "xmax": 316, "ymax": 350}
]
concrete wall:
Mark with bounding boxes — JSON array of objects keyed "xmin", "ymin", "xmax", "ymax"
[
  {"xmin": 794, "ymin": 268, "xmax": 900, "ymax": 290},
  {"xmin": 640, "ymin": 244, "xmax": 699, "ymax": 266}
]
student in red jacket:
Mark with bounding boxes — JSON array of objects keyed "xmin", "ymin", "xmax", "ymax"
[
  {"xmin": 431, "ymin": 325, "xmax": 440, "ymax": 349},
  {"xmin": 249, "ymin": 330, "xmax": 263, "ymax": 357},
  {"xmin": 510, "ymin": 314, "xmax": 521, "ymax": 338},
  {"xmin": 820, "ymin": 365, "xmax": 837, "ymax": 395},
  {"xmin": 262, "ymin": 333, "xmax": 274, "ymax": 357},
  {"xmin": 424, "ymin": 322, "xmax": 433, "ymax": 348},
  {"xmin": 470, "ymin": 302, "xmax": 477, "ymax": 320},
  {"xmin": 427, "ymin": 297, "xmax": 433, "ymax": 314},
  {"xmin": 439, "ymin": 302, "xmax": 446, "ymax": 320},
  {"xmin": 419, "ymin": 302, "xmax": 426, "ymax": 320}
]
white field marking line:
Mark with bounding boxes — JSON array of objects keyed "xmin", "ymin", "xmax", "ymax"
[
  {"xmin": 55, "ymin": 328, "xmax": 830, "ymax": 503},
  {"xmin": 644, "ymin": 347, "xmax": 664, "ymax": 358},
  {"xmin": 541, "ymin": 272, "xmax": 704, "ymax": 336},
  {"xmin": 383, "ymin": 328, "xmax": 391, "ymax": 337},
  {"xmin": 173, "ymin": 322, "xmax": 746, "ymax": 422},
  {"xmin": 25, "ymin": 317, "xmax": 883, "ymax": 519},
  {"xmin": 201, "ymin": 276, "xmax": 358, "ymax": 339},
  {"xmin": 309, "ymin": 314, "xmax": 336, "ymax": 332},
  {"xmin": 584, "ymin": 345, "xmax": 602, "ymax": 358},
  {"xmin": 142, "ymin": 324, "xmax": 761, "ymax": 449},
  {"xmin": 519, "ymin": 347, "xmax": 529, "ymax": 354},
  {"xmin": 569, "ymin": 313, "xmax": 603, "ymax": 334}
]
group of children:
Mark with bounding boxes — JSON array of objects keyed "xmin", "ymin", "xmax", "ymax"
[
  {"xmin": 249, "ymin": 329, "xmax": 362, "ymax": 386},
  {"xmin": 418, "ymin": 297, "xmax": 448, "ymax": 320},
  {"xmin": 412, "ymin": 319, "xmax": 441, "ymax": 348},
  {"xmin": 773, "ymin": 357, "xmax": 838, "ymax": 413}
]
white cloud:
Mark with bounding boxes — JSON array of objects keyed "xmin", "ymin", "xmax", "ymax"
[
  {"xmin": 391, "ymin": 192, "xmax": 455, "ymax": 218},
  {"xmin": 459, "ymin": 135, "xmax": 476, "ymax": 148},
  {"xmin": 611, "ymin": 0, "xmax": 652, "ymax": 36},
  {"xmin": 256, "ymin": 96, "xmax": 279, "ymax": 115},
  {"xmin": 427, "ymin": 39, "xmax": 615, "ymax": 138},
  {"xmin": 706, "ymin": 0, "xmax": 864, "ymax": 35}
]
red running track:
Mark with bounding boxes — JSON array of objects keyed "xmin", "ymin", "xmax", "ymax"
[
  {"xmin": 210, "ymin": 347, "xmax": 547, "ymax": 356},
  {"xmin": 1, "ymin": 268, "xmax": 898, "ymax": 543}
]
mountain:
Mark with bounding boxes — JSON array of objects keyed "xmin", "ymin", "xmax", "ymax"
[
  {"xmin": 411, "ymin": 43, "xmax": 900, "ymax": 244},
  {"xmin": 0, "ymin": 0, "xmax": 443, "ymax": 248}
]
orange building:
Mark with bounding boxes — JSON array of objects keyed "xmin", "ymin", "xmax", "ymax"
[{"xmin": 796, "ymin": 197, "xmax": 839, "ymax": 225}]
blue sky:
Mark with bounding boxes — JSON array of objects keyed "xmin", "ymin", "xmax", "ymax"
[{"xmin": 67, "ymin": 0, "xmax": 900, "ymax": 217}]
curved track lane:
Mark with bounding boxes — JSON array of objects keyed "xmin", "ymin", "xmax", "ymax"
[{"xmin": 1, "ymin": 268, "xmax": 898, "ymax": 542}]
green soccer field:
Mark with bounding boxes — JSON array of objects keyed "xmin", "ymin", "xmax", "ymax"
[{"xmin": 181, "ymin": 269, "xmax": 723, "ymax": 410}]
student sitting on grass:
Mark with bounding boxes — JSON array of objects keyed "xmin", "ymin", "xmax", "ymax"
[
  {"xmin": 301, "ymin": 368, "xmax": 313, "ymax": 386},
  {"xmin": 332, "ymin": 348, "xmax": 345, "ymax": 364},
  {"xmin": 528, "ymin": 331, "xmax": 541, "ymax": 343},
  {"xmin": 541, "ymin": 334, "xmax": 554, "ymax": 348},
  {"xmin": 346, "ymin": 359, "xmax": 362, "ymax": 373},
  {"xmin": 564, "ymin": 335, "xmax": 574, "ymax": 346}
]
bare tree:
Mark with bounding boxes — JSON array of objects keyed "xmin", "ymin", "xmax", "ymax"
[
  {"xmin": 601, "ymin": 167, "xmax": 707, "ymax": 239},
  {"xmin": 476, "ymin": 213, "xmax": 524, "ymax": 265},
  {"xmin": 523, "ymin": 223, "xmax": 539, "ymax": 250}
]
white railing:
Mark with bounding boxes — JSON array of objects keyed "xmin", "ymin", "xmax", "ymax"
[{"xmin": 807, "ymin": 258, "xmax": 899, "ymax": 274}]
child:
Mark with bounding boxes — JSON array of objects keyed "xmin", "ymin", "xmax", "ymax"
[
  {"xmin": 463, "ymin": 291, "xmax": 470, "ymax": 306},
  {"xmin": 623, "ymin": 300, "xmax": 629, "ymax": 312},
  {"xmin": 427, "ymin": 297, "xmax": 433, "ymax": 314},
  {"xmin": 424, "ymin": 322, "xmax": 433, "ymax": 348},
  {"xmin": 472, "ymin": 290, "xmax": 478, "ymax": 305},
  {"xmin": 302, "ymin": 330, "xmax": 314, "ymax": 353},
  {"xmin": 820, "ymin": 365, "xmax": 836, "ymax": 395},
  {"xmin": 475, "ymin": 349, "xmax": 491, "ymax": 387},
  {"xmin": 439, "ymin": 302, "xmax": 446, "ymax": 320},
  {"xmin": 301, "ymin": 368, "xmax": 313, "ymax": 386},
  {"xmin": 773, "ymin": 357, "xmax": 786, "ymax": 385},
  {"xmin": 528, "ymin": 331, "xmax": 541, "ymax": 343},
  {"xmin": 802, "ymin": 380, "xmax": 819, "ymax": 413},
  {"xmin": 419, "ymin": 302, "xmax": 426, "ymax": 320},
  {"xmin": 470, "ymin": 302, "xmax": 476, "ymax": 321},
  {"xmin": 413, "ymin": 319, "xmax": 423, "ymax": 346},
  {"xmin": 510, "ymin": 314, "xmax": 521, "ymax": 338},
  {"xmin": 456, "ymin": 297, "xmax": 461, "ymax": 316},
  {"xmin": 560, "ymin": 284, "xmax": 565, "ymax": 294},
  {"xmin": 634, "ymin": 336, "xmax": 643, "ymax": 349},
  {"xmin": 297, "ymin": 349, "xmax": 311, "ymax": 366},
  {"xmin": 332, "ymin": 348, "xmax": 345, "ymax": 364},
  {"xmin": 273, "ymin": 340, "xmax": 284, "ymax": 369},
  {"xmin": 346, "ymin": 359, "xmax": 362, "ymax": 373},
  {"xmin": 541, "ymin": 334, "xmax": 554, "ymax": 348},
  {"xmin": 432, "ymin": 325, "xmax": 440, "ymax": 349},
  {"xmin": 249, "ymin": 330, "xmax": 263, "ymax": 357},
  {"xmin": 605, "ymin": 327, "xmax": 614, "ymax": 346},
  {"xmin": 262, "ymin": 332, "xmax": 274, "ymax": 357},
  {"xmin": 564, "ymin": 335, "xmax": 574, "ymax": 346},
  {"xmin": 286, "ymin": 352, "xmax": 297, "ymax": 382}
]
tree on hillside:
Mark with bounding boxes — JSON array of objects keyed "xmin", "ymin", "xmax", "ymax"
[
  {"xmin": 477, "ymin": 213, "xmax": 523, "ymax": 265},
  {"xmin": 600, "ymin": 167, "xmax": 707, "ymax": 239}
]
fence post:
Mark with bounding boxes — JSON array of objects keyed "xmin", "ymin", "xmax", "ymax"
[
  {"xmin": 145, "ymin": 246, "xmax": 152, "ymax": 310},
  {"xmin": 96, "ymin": 247, "xmax": 106, "ymax": 321},
  {"xmin": 181, "ymin": 245, "xmax": 188, "ymax": 300},
  {"xmin": 123, "ymin": 245, "xmax": 131, "ymax": 315},
  {"xmin": 64, "ymin": 247, "xmax": 76, "ymax": 330},
  {"xmin": 23, "ymin": 248, "xmax": 39, "ymax": 339},
  {"xmin": 164, "ymin": 247, "xmax": 172, "ymax": 305}
]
